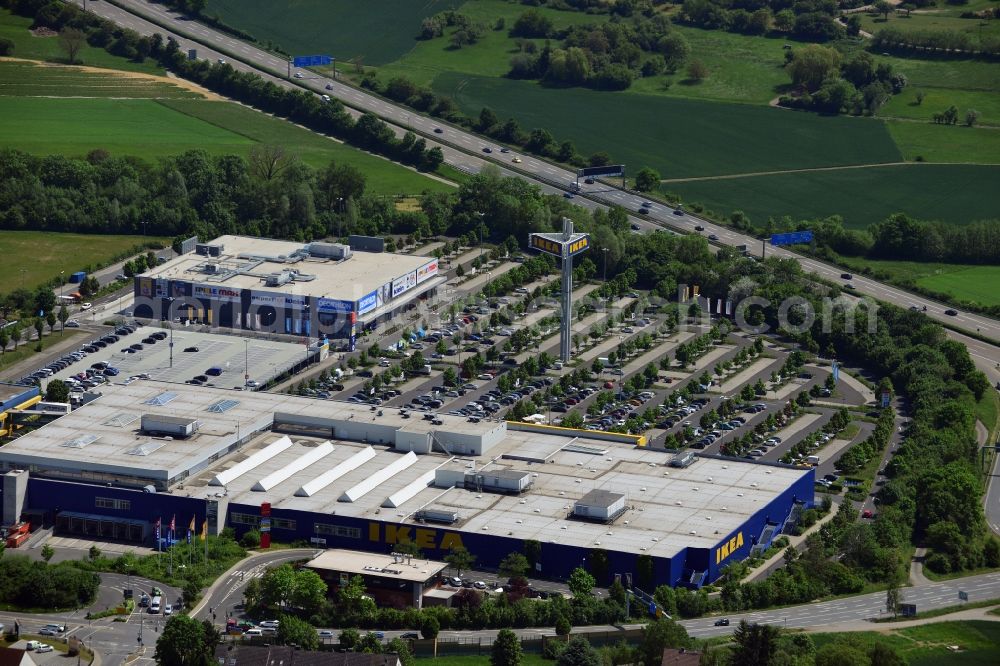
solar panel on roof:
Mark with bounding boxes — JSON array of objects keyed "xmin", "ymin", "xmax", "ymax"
[
  {"xmin": 144, "ymin": 391, "xmax": 178, "ymax": 406},
  {"xmin": 62, "ymin": 434, "xmax": 99, "ymax": 448},
  {"xmin": 206, "ymin": 399, "xmax": 240, "ymax": 413}
]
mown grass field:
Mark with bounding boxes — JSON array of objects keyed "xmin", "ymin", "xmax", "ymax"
[
  {"xmin": 0, "ymin": 60, "xmax": 452, "ymax": 194},
  {"xmin": 0, "ymin": 231, "xmax": 169, "ymax": 291},
  {"xmin": 859, "ymin": 2, "xmax": 1000, "ymax": 47},
  {"xmin": 362, "ymin": 0, "xmax": 599, "ymax": 86},
  {"xmin": 665, "ymin": 164, "xmax": 1000, "ymax": 229},
  {"xmin": 882, "ymin": 87, "xmax": 1000, "ymax": 127},
  {"xmin": 159, "ymin": 99, "xmax": 454, "ymax": 193},
  {"xmin": 0, "ymin": 59, "xmax": 201, "ymax": 98},
  {"xmin": 887, "ymin": 120, "xmax": 1000, "ymax": 162},
  {"xmin": 811, "ymin": 620, "xmax": 1000, "ymax": 666},
  {"xmin": 0, "ymin": 9, "xmax": 162, "ymax": 74},
  {"xmin": 204, "ymin": 0, "xmax": 463, "ymax": 66},
  {"xmin": 436, "ymin": 71, "xmax": 902, "ymax": 178}
]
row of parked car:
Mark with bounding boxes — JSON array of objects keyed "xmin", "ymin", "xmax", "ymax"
[{"xmin": 16, "ymin": 324, "xmax": 141, "ymax": 386}]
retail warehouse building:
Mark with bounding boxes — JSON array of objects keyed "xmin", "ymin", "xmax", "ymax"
[
  {"xmin": 0, "ymin": 382, "xmax": 814, "ymax": 589},
  {"xmin": 132, "ymin": 235, "xmax": 443, "ymax": 350}
]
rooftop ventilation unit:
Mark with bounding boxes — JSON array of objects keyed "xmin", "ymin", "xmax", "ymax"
[
  {"xmin": 195, "ymin": 243, "xmax": 224, "ymax": 257},
  {"xmin": 308, "ymin": 242, "xmax": 352, "ymax": 260},
  {"xmin": 265, "ymin": 271, "xmax": 293, "ymax": 287}
]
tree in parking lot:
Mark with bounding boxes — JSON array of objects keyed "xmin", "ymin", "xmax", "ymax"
[
  {"xmin": 154, "ymin": 615, "xmax": 218, "ymax": 666},
  {"xmin": 445, "ymin": 545, "xmax": 476, "ymax": 577},
  {"xmin": 9, "ymin": 325, "xmax": 20, "ymax": 351},
  {"xmin": 45, "ymin": 380, "xmax": 69, "ymax": 403},
  {"xmin": 33, "ymin": 317, "xmax": 43, "ymax": 342},
  {"xmin": 276, "ymin": 613, "xmax": 319, "ymax": 650},
  {"xmin": 57, "ymin": 305, "xmax": 68, "ymax": 333},
  {"xmin": 45, "ymin": 311, "xmax": 56, "ymax": 336},
  {"xmin": 0, "ymin": 330, "xmax": 7, "ymax": 356},
  {"xmin": 499, "ymin": 552, "xmax": 530, "ymax": 579},
  {"xmin": 567, "ymin": 567, "xmax": 595, "ymax": 598}
]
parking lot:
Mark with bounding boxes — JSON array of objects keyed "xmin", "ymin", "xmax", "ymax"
[{"xmin": 25, "ymin": 325, "xmax": 311, "ymax": 391}]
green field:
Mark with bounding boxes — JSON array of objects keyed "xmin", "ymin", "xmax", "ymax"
[
  {"xmin": 860, "ymin": 3, "xmax": 1000, "ymax": 48},
  {"xmin": 159, "ymin": 99, "xmax": 454, "ymax": 193},
  {"xmin": 666, "ymin": 164, "xmax": 1000, "ymax": 229},
  {"xmin": 833, "ymin": 257, "xmax": 1000, "ymax": 306},
  {"xmin": 205, "ymin": 0, "xmax": 463, "ymax": 65},
  {"xmin": 0, "ymin": 9, "xmax": 162, "ymax": 74},
  {"xmin": 888, "ymin": 120, "xmax": 1000, "ymax": 163},
  {"xmin": 0, "ymin": 96, "xmax": 254, "ymax": 156},
  {"xmin": 811, "ymin": 620, "xmax": 1000, "ymax": 666},
  {"xmin": 883, "ymin": 87, "xmax": 1000, "ymax": 128},
  {"xmin": 0, "ymin": 60, "xmax": 200, "ymax": 99},
  {"xmin": 0, "ymin": 60, "xmax": 452, "ymax": 194},
  {"xmin": 0, "ymin": 231, "xmax": 168, "ymax": 292},
  {"xmin": 436, "ymin": 72, "xmax": 903, "ymax": 178}
]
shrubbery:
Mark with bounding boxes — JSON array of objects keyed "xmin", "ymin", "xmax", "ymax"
[{"xmin": 0, "ymin": 555, "xmax": 99, "ymax": 609}]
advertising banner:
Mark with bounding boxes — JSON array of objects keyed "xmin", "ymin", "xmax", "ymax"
[
  {"xmin": 357, "ymin": 290, "xmax": 378, "ymax": 316},
  {"xmin": 138, "ymin": 277, "xmax": 153, "ymax": 297},
  {"xmin": 155, "ymin": 279, "xmax": 168, "ymax": 298},
  {"xmin": 193, "ymin": 284, "xmax": 241, "ymax": 303},
  {"xmin": 391, "ymin": 271, "xmax": 418, "ymax": 298},
  {"xmin": 318, "ymin": 297, "xmax": 354, "ymax": 314},
  {"xmin": 416, "ymin": 259, "xmax": 438, "ymax": 284},
  {"xmin": 251, "ymin": 291, "xmax": 280, "ymax": 307},
  {"xmin": 170, "ymin": 281, "xmax": 189, "ymax": 298}
]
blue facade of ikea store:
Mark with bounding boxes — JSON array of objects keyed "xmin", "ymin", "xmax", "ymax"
[{"xmin": 21, "ymin": 469, "xmax": 813, "ymax": 588}]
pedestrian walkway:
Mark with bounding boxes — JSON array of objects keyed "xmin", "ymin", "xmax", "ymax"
[
  {"xmin": 742, "ymin": 500, "xmax": 840, "ymax": 583},
  {"xmin": 909, "ymin": 547, "xmax": 933, "ymax": 587}
]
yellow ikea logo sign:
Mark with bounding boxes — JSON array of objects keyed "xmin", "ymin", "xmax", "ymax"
[
  {"xmin": 368, "ymin": 523, "xmax": 465, "ymax": 551},
  {"xmin": 531, "ymin": 236, "xmax": 560, "ymax": 255},
  {"xmin": 569, "ymin": 238, "xmax": 588, "ymax": 254},
  {"xmin": 715, "ymin": 532, "xmax": 744, "ymax": 565}
]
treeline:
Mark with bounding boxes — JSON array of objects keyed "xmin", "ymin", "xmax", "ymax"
[
  {"xmin": 3, "ymin": 0, "xmax": 444, "ymax": 174},
  {"xmin": 679, "ymin": 0, "xmax": 844, "ymax": 42},
  {"xmin": 835, "ymin": 407, "xmax": 894, "ymax": 474},
  {"xmin": 779, "ymin": 46, "xmax": 907, "ymax": 115},
  {"xmin": 506, "ymin": 11, "xmax": 690, "ymax": 90},
  {"xmin": 872, "ymin": 25, "xmax": 1000, "ymax": 58},
  {"xmin": 0, "ymin": 556, "xmax": 100, "ymax": 609}
]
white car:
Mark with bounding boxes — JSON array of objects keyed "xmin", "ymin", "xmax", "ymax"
[
  {"xmin": 293, "ymin": 71, "xmax": 303, "ymax": 79},
  {"xmin": 163, "ymin": 604, "xmax": 173, "ymax": 616},
  {"xmin": 80, "ymin": 303, "xmax": 93, "ymax": 310},
  {"xmin": 36, "ymin": 645, "xmax": 54, "ymax": 653},
  {"xmin": 259, "ymin": 620, "xmax": 280, "ymax": 629}
]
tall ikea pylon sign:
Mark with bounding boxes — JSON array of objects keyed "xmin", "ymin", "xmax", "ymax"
[{"xmin": 529, "ymin": 218, "xmax": 590, "ymax": 362}]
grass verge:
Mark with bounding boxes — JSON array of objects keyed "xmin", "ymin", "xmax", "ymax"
[
  {"xmin": 0, "ymin": 231, "xmax": 169, "ymax": 292},
  {"xmin": 811, "ymin": 620, "xmax": 1000, "ymax": 666}
]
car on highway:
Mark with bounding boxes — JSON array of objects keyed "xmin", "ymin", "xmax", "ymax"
[
  {"xmin": 482, "ymin": 147, "xmax": 492, "ymax": 153},
  {"xmin": 945, "ymin": 309, "xmax": 958, "ymax": 316},
  {"xmin": 512, "ymin": 157, "xmax": 521, "ymax": 163},
  {"xmin": 217, "ymin": 58, "xmax": 226, "ymax": 65},
  {"xmin": 840, "ymin": 273, "xmax": 853, "ymax": 280},
  {"xmin": 673, "ymin": 205, "xmax": 684, "ymax": 215},
  {"xmin": 584, "ymin": 177, "xmax": 595, "ymax": 184},
  {"xmin": 694, "ymin": 225, "xmax": 704, "ymax": 231},
  {"xmin": 500, "ymin": 148, "xmax": 510, "ymax": 153},
  {"xmin": 563, "ymin": 192, "xmax": 574, "ymax": 199},
  {"xmin": 708, "ymin": 234, "xmax": 719, "ymax": 241},
  {"xmin": 433, "ymin": 127, "xmax": 443, "ymax": 133},
  {"xmin": 400, "ymin": 632, "xmax": 420, "ymax": 640},
  {"xmin": 325, "ymin": 83, "xmax": 333, "ymax": 90},
  {"xmin": 631, "ymin": 223, "xmax": 642, "ymax": 231},
  {"xmin": 714, "ymin": 618, "xmax": 730, "ymax": 626},
  {"xmin": 844, "ymin": 284, "xmax": 857, "ymax": 290},
  {"xmin": 636, "ymin": 207, "xmax": 647, "ymax": 214},
  {"xmin": 293, "ymin": 71, "xmax": 303, "ymax": 78},
  {"xmin": 184, "ymin": 346, "xmax": 199, "ymax": 352},
  {"xmin": 38, "ymin": 628, "xmax": 58, "ymax": 636},
  {"xmin": 80, "ymin": 302, "xmax": 93, "ymax": 310},
  {"xmin": 318, "ymin": 630, "xmax": 335, "ymax": 638}
]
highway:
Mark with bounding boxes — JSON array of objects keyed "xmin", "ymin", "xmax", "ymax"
[{"xmin": 86, "ymin": 0, "xmax": 1000, "ymax": 349}]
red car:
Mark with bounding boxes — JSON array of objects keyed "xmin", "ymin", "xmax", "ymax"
[
  {"xmin": 862, "ymin": 509, "xmax": 874, "ymax": 519},
  {"xmin": 603, "ymin": 381, "xmax": 615, "ymax": 389}
]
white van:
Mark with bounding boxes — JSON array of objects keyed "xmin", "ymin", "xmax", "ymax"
[
  {"xmin": 149, "ymin": 596, "xmax": 162, "ymax": 613},
  {"xmin": 244, "ymin": 628, "xmax": 263, "ymax": 637}
]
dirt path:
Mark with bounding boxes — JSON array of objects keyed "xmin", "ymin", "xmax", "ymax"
[
  {"xmin": 0, "ymin": 56, "xmax": 220, "ymax": 99},
  {"xmin": 976, "ymin": 419, "xmax": 989, "ymax": 446},
  {"xmin": 660, "ymin": 160, "xmax": 1000, "ymax": 184},
  {"xmin": 910, "ymin": 547, "xmax": 934, "ymax": 587}
]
